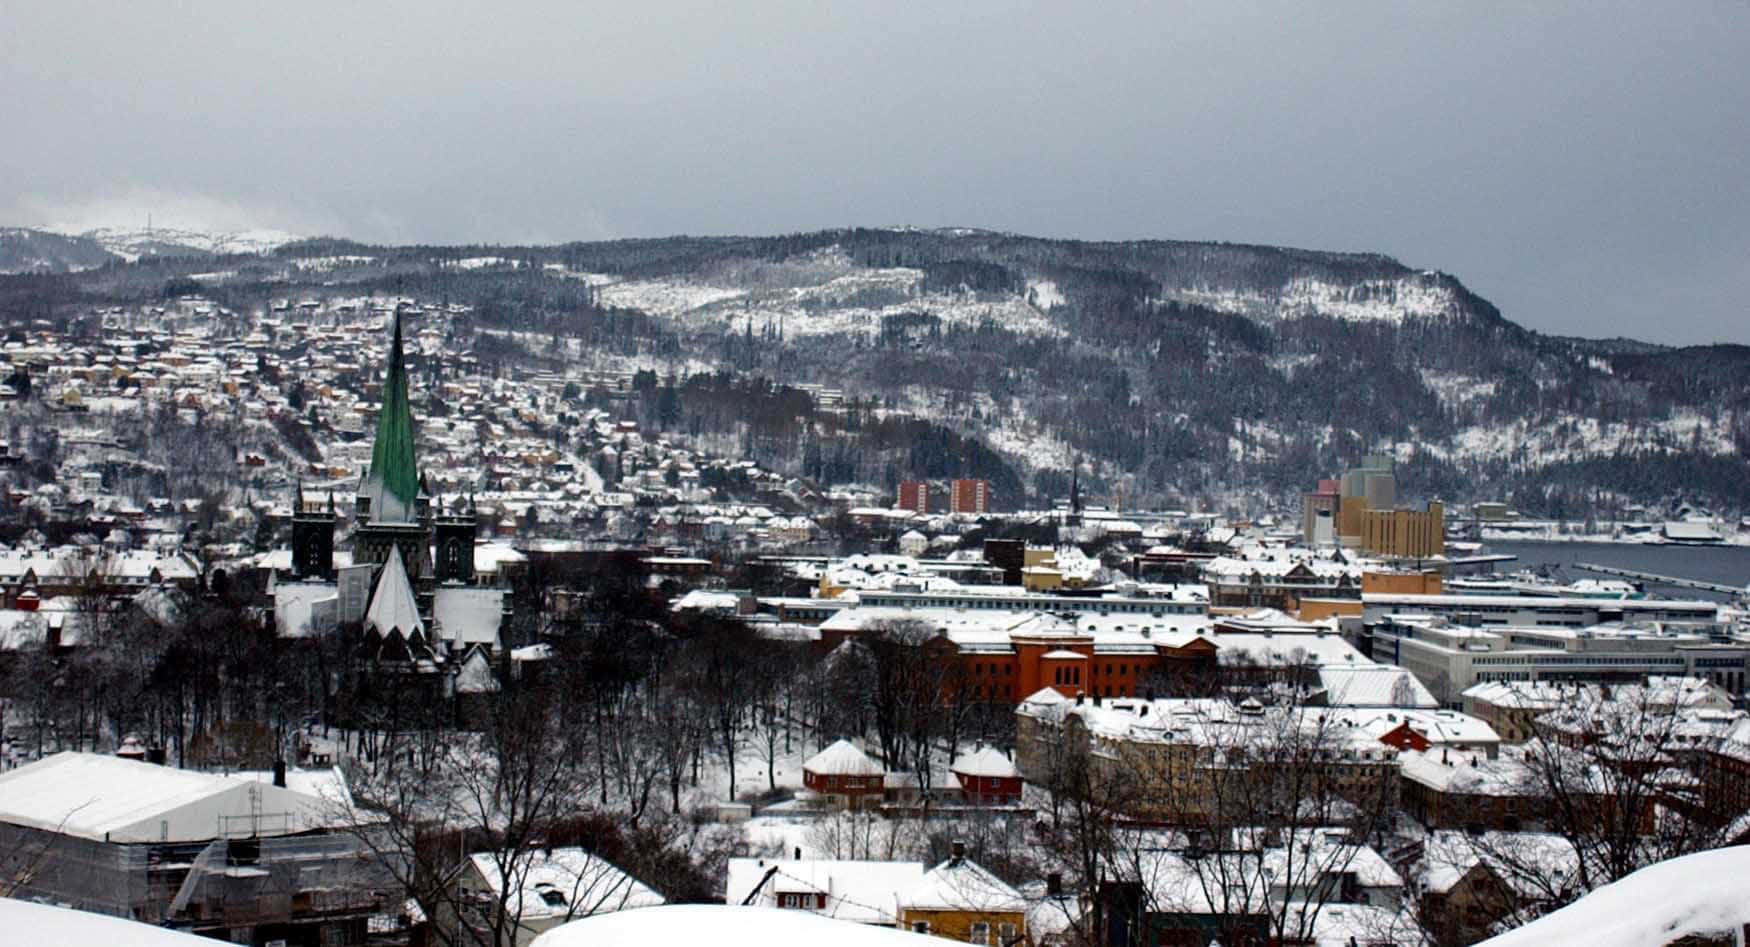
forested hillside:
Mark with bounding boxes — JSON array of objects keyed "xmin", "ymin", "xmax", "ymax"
[{"xmin": 3, "ymin": 226, "xmax": 1747, "ymax": 518}]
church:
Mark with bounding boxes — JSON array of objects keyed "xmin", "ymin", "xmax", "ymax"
[{"xmin": 271, "ymin": 310, "xmax": 509, "ymax": 697}]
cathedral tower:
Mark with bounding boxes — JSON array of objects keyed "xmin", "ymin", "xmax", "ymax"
[{"xmin": 354, "ymin": 309, "xmax": 433, "ymax": 582}]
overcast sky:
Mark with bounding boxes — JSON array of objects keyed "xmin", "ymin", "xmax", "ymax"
[{"xmin": 3, "ymin": 2, "xmax": 1745, "ymax": 344}]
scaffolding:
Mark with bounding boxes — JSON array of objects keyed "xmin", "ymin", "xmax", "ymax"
[{"xmin": 1, "ymin": 821, "xmax": 397, "ymax": 944}]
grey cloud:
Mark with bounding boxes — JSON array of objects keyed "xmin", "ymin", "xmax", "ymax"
[{"xmin": 2, "ymin": 1, "xmax": 1745, "ymax": 343}]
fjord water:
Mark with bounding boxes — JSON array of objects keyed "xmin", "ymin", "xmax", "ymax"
[{"xmin": 1488, "ymin": 539, "xmax": 1750, "ymax": 599}]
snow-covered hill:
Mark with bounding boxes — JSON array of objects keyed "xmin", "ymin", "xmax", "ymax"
[
  {"xmin": 0, "ymin": 227, "xmax": 118, "ymax": 273},
  {"xmin": 48, "ymin": 225, "xmax": 300, "ymax": 261}
]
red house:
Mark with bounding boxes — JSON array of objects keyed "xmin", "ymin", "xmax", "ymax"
[
  {"xmin": 950, "ymin": 747, "xmax": 1022, "ymax": 805},
  {"xmin": 803, "ymin": 740, "xmax": 886, "ymax": 809}
]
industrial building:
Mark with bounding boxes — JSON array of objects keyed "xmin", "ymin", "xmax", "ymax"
[{"xmin": 0, "ymin": 752, "xmax": 391, "ymax": 944}]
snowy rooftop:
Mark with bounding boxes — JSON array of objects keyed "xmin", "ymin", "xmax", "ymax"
[
  {"xmin": 724, "ymin": 858, "xmax": 925, "ymax": 925},
  {"xmin": 899, "ymin": 856, "xmax": 1026, "ymax": 913},
  {"xmin": 950, "ymin": 746, "xmax": 1019, "ymax": 779},
  {"xmin": 0, "ymin": 752, "xmax": 345, "ymax": 842},
  {"xmin": 470, "ymin": 847, "xmax": 665, "ymax": 921},
  {"xmin": 803, "ymin": 739, "xmax": 885, "ymax": 777}
]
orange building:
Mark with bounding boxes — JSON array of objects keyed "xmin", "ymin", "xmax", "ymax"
[{"xmin": 1360, "ymin": 569, "xmax": 1443, "ymax": 596}]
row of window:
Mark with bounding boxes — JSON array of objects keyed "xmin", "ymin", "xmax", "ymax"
[
  {"xmin": 908, "ymin": 920, "xmax": 1017, "ymax": 944},
  {"xmin": 867, "ymin": 593, "xmax": 1199, "ymax": 616}
]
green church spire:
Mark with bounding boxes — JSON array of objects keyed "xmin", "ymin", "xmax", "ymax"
[{"xmin": 369, "ymin": 310, "xmax": 419, "ymax": 509}]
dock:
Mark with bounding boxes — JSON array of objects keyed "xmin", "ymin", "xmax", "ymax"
[{"xmin": 1573, "ymin": 561, "xmax": 1746, "ymax": 597}]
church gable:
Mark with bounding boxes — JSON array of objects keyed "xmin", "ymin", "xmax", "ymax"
[{"xmin": 364, "ymin": 546, "xmax": 423, "ymax": 640}]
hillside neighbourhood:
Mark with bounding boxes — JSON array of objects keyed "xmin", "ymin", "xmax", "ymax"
[{"xmin": 1, "ymin": 287, "xmax": 1749, "ymax": 947}]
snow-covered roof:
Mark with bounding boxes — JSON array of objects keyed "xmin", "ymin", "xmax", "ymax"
[
  {"xmin": 899, "ymin": 856, "xmax": 1026, "ymax": 913},
  {"xmin": 724, "ymin": 858, "xmax": 925, "ymax": 925},
  {"xmin": 1317, "ymin": 664, "xmax": 1437, "ymax": 708},
  {"xmin": 1328, "ymin": 708, "xmax": 1500, "ymax": 747},
  {"xmin": 531, "ymin": 904, "xmax": 939, "ymax": 947},
  {"xmin": 432, "ymin": 586, "xmax": 504, "ymax": 647},
  {"xmin": 803, "ymin": 740, "xmax": 885, "ymax": 777},
  {"xmin": 274, "ymin": 581, "xmax": 338, "ymax": 638},
  {"xmin": 1420, "ymin": 830, "xmax": 1579, "ymax": 899},
  {"xmin": 215, "ymin": 765, "xmax": 355, "ymax": 809},
  {"xmin": 365, "ymin": 546, "xmax": 423, "ymax": 638},
  {"xmin": 1397, "ymin": 748, "xmax": 1534, "ymax": 795},
  {"xmin": 470, "ymin": 847, "xmax": 665, "ymax": 921},
  {"xmin": 455, "ymin": 648, "xmax": 502, "ymax": 693},
  {"xmin": 1211, "ymin": 630, "xmax": 1370, "ymax": 668},
  {"xmin": 0, "ymin": 751, "xmax": 344, "ymax": 842},
  {"xmin": 950, "ymin": 747, "xmax": 1018, "ymax": 779}
]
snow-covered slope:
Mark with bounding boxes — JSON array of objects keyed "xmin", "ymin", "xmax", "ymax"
[
  {"xmin": 532, "ymin": 904, "xmax": 941, "ymax": 947},
  {"xmin": 48, "ymin": 225, "xmax": 299, "ymax": 260},
  {"xmin": 0, "ymin": 897, "xmax": 216, "ymax": 945},
  {"xmin": 0, "ymin": 227, "xmax": 119, "ymax": 273},
  {"xmin": 1478, "ymin": 846, "xmax": 1750, "ymax": 947},
  {"xmin": 1170, "ymin": 271, "xmax": 1469, "ymax": 324},
  {"xmin": 564, "ymin": 245, "xmax": 1063, "ymax": 338}
]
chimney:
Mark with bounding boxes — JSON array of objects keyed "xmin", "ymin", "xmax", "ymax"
[
  {"xmin": 950, "ymin": 840, "xmax": 966, "ymax": 863},
  {"xmin": 1046, "ymin": 872, "xmax": 1063, "ymax": 896},
  {"xmin": 273, "ymin": 759, "xmax": 287, "ymax": 788},
  {"xmin": 794, "ymin": 846, "xmax": 802, "ymax": 860}
]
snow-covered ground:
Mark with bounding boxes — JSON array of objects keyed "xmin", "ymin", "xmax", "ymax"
[
  {"xmin": 1478, "ymin": 846, "xmax": 1750, "ymax": 947},
  {"xmin": 1026, "ymin": 279, "xmax": 1065, "ymax": 310},
  {"xmin": 532, "ymin": 904, "xmax": 938, "ymax": 947},
  {"xmin": 0, "ymin": 897, "xmax": 216, "ymax": 946}
]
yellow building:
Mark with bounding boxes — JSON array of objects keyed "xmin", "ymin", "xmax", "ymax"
[
  {"xmin": 1360, "ymin": 500, "xmax": 1445, "ymax": 559},
  {"xmin": 897, "ymin": 849, "xmax": 1027, "ymax": 944},
  {"xmin": 1021, "ymin": 565, "xmax": 1063, "ymax": 591}
]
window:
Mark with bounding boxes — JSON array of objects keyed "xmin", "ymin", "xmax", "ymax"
[
  {"xmin": 999, "ymin": 923, "xmax": 1017, "ymax": 944},
  {"xmin": 536, "ymin": 884, "xmax": 568, "ymax": 908},
  {"xmin": 969, "ymin": 921, "xmax": 990, "ymax": 944},
  {"xmin": 912, "ymin": 921, "xmax": 930, "ymax": 934}
]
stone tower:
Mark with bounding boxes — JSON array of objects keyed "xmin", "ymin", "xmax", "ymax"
[
  {"xmin": 291, "ymin": 482, "xmax": 336, "ymax": 580},
  {"xmin": 433, "ymin": 496, "xmax": 478, "ymax": 585}
]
